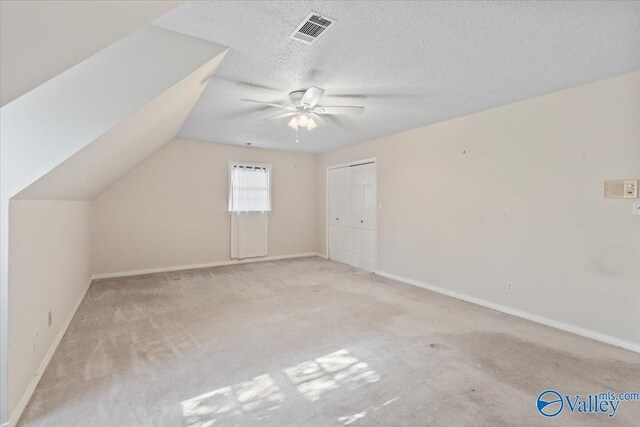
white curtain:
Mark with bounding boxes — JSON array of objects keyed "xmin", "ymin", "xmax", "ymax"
[
  {"xmin": 229, "ymin": 165, "xmax": 270, "ymax": 213},
  {"xmin": 230, "ymin": 213, "xmax": 268, "ymax": 259},
  {"xmin": 229, "ymin": 164, "xmax": 270, "ymax": 259}
]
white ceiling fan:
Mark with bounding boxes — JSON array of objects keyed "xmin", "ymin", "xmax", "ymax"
[{"xmin": 241, "ymin": 87, "xmax": 364, "ymax": 142}]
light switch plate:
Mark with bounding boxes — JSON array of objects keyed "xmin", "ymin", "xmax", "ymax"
[
  {"xmin": 624, "ymin": 180, "xmax": 638, "ymax": 198},
  {"xmin": 604, "ymin": 179, "xmax": 639, "ymax": 198},
  {"xmin": 633, "ymin": 201, "xmax": 640, "ymax": 215}
]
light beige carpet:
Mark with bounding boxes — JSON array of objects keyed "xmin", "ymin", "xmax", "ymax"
[{"xmin": 18, "ymin": 257, "xmax": 640, "ymax": 426}]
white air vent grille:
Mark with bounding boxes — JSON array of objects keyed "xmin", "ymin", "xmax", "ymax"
[{"xmin": 290, "ymin": 12, "xmax": 335, "ymax": 44}]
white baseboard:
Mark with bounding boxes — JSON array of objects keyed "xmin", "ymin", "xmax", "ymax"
[
  {"xmin": 8, "ymin": 277, "xmax": 92, "ymax": 427},
  {"xmin": 375, "ymin": 270, "xmax": 640, "ymax": 354},
  {"xmin": 91, "ymin": 253, "xmax": 326, "ymax": 280}
]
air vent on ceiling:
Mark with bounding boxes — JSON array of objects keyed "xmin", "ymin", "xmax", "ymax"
[{"xmin": 289, "ymin": 12, "xmax": 335, "ymax": 44}]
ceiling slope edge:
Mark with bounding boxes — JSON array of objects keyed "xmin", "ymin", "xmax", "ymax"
[
  {"xmin": 0, "ymin": 0, "xmax": 183, "ymax": 107},
  {"xmin": 0, "ymin": 24, "xmax": 227, "ymax": 202},
  {"xmin": 15, "ymin": 52, "xmax": 227, "ymax": 201}
]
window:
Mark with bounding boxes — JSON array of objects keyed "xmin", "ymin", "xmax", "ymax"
[{"xmin": 228, "ymin": 162, "xmax": 271, "ymax": 212}]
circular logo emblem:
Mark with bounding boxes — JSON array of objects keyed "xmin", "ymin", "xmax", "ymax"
[{"xmin": 537, "ymin": 390, "xmax": 564, "ymax": 417}]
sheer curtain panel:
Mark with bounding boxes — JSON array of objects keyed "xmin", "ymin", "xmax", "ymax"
[
  {"xmin": 228, "ymin": 163, "xmax": 271, "ymax": 259},
  {"xmin": 228, "ymin": 164, "xmax": 271, "ymax": 213}
]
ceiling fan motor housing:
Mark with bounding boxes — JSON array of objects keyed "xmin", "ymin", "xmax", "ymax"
[{"xmin": 289, "ymin": 90, "xmax": 308, "ymax": 106}]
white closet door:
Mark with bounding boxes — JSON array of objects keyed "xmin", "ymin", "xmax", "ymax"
[
  {"xmin": 328, "ymin": 176, "xmax": 340, "ymax": 261},
  {"xmin": 328, "ymin": 162, "xmax": 376, "ymax": 271},
  {"xmin": 337, "ymin": 181, "xmax": 351, "ymax": 261},
  {"xmin": 360, "ymin": 163, "xmax": 376, "ymax": 270},
  {"xmin": 329, "ymin": 167, "xmax": 350, "ymax": 264},
  {"xmin": 349, "ymin": 165, "xmax": 364, "ymax": 265}
]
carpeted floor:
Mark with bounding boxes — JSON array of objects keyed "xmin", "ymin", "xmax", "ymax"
[{"xmin": 18, "ymin": 257, "xmax": 640, "ymax": 426}]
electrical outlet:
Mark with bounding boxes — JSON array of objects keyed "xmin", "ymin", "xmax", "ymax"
[
  {"xmin": 33, "ymin": 330, "xmax": 39, "ymax": 350},
  {"xmin": 506, "ymin": 282, "xmax": 513, "ymax": 292},
  {"xmin": 48, "ymin": 310, "xmax": 52, "ymax": 327}
]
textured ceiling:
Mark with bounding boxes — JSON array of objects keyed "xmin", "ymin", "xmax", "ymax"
[{"xmin": 155, "ymin": 1, "xmax": 640, "ymax": 153}]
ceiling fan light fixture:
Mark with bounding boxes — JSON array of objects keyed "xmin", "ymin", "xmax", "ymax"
[
  {"xmin": 306, "ymin": 117, "xmax": 318, "ymax": 130},
  {"xmin": 297, "ymin": 113, "xmax": 309, "ymax": 127},
  {"xmin": 242, "ymin": 87, "xmax": 365, "ymax": 141}
]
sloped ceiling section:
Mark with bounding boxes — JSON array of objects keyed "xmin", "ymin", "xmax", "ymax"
[
  {"xmin": 16, "ymin": 53, "xmax": 226, "ymax": 201},
  {"xmin": 1, "ymin": 24, "xmax": 228, "ymax": 202},
  {"xmin": 0, "ymin": 0, "xmax": 183, "ymax": 107}
]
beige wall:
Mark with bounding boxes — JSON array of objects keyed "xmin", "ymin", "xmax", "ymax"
[
  {"xmin": 317, "ymin": 71, "xmax": 640, "ymax": 345},
  {"xmin": 91, "ymin": 139, "xmax": 318, "ymax": 274},
  {"xmin": 8, "ymin": 200, "xmax": 91, "ymax": 415}
]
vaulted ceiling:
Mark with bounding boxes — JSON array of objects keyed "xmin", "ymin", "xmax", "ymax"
[{"xmin": 155, "ymin": 1, "xmax": 640, "ymax": 153}]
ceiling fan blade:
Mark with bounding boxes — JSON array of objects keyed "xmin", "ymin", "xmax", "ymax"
[
  {"xmin": 322, "ymin": 114, "xmax": 351, "ymax": 131},
  {"xmin": 312, "ymin": 106, "xmax": 365, "ymax": 115},
  {"xmin": 301, "ymin": 87, "xmax": 325, "ymax": 107},
  {"xmin": 262, "ymin": 112, "xmax": 296, "ymax": 121},
  {"xmin": 211, "ymin": 76, "xmax": 282, "ymax": 91},
  {"xmin": 220, "ymin": 104, "xmax": 274, "ymax": 120},
  {"xmin": 308, "ymin": 112, "xmax": 327, "ymax": 125},
  {"xmin": 241, "ymin": 99, "xmax": 295, "ymax": 110},
  {"xmin": 326, "ymin": 87, "xmax": 436, "ymax": 100},
  {"xmin": 326, "ymin": 92, "xmax": 427, "ymax": 100}
]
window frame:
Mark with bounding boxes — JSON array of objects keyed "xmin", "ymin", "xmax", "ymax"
[{"xmin": 228, "ymin": 161, "xmax": 272, "ymax": 213}]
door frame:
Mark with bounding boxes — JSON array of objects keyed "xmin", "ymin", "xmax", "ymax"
[{"xmin": 325, "ymin": 158, "xmax": 377, "ymax": 271}]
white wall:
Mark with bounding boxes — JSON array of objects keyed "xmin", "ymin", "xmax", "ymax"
[
  {"xmin": 8, "ymin": 200, "xmax": 91, "ymax": 419},
  {"xmin": 317, "ymin": 71, "xmax": 640, "ymax": 346},
  {"xmin": 91, "ymin": 139, "xmax": 318, "ymax": 275}
]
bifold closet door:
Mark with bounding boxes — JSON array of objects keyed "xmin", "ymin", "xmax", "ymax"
[
  {"xmin": 328, "ymin": 163, "xmax": 376, "ymax": 271},
  {"xmin": 328, "ymin": 167, "xmax": 351, "ymax": 264},
  {"xmin": 359, "ymin": 163, "xmax": 376, "ymax": 270},
  {"xmin": 349, "ymin": 165, "xmax": 364, "ymax": 264}
]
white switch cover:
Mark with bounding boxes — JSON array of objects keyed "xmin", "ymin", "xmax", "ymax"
[
  {"xmin": 634, "ymin": 201, "xmax": 640, "ymax": 215},
  {"xmin": 625, "ymin": 180, "xmax": 638, "ymax": 198}
]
